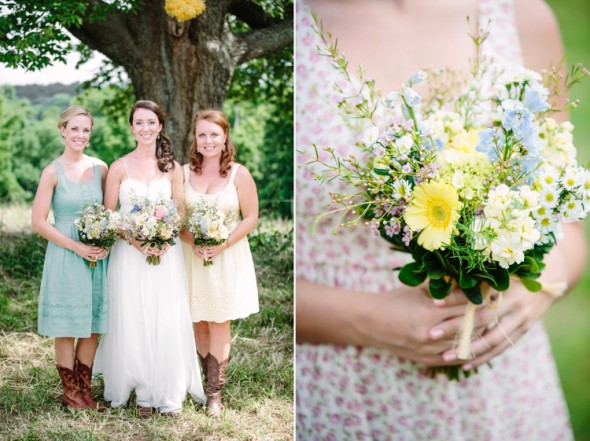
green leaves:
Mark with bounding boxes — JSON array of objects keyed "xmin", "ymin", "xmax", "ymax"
[
  {"xmin": 398, "ymin": 262, "xmax": 427, "ymax": 286},
  {"xmin": 397, "ymin": 243, "xmax": 549, "ymax": 303}
]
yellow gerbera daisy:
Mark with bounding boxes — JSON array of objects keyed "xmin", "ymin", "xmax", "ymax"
[{"xmin": 404, "ymin": 181, "xmax": 462, "ymax": 250}]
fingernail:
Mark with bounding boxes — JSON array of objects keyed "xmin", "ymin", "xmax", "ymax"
[
  {"xmin": 433, "ymin": 299, "xmax": 445, "ymax": 306},
  {"xmin": 462, "ymin": 364, "xmax": 473, "ymax": 371},
  {"xmin": 443, "ymin": 352, "xmax": 456, "ymax": 362},
  {"xmin": 429, "ymin": 328, "xmax": 444, "ymax": 339}
]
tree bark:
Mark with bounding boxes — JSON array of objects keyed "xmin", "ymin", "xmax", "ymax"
[{"xmin": 67, "ymin": 0, "xmax": 293, "ymax": 163}]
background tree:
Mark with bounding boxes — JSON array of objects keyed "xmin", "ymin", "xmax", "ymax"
[{"xmin": 0, "ymin": 0, "xmax": 293, "ymax": 163}]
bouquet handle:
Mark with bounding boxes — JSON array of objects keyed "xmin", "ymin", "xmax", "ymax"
[
  {"xmin": 456, "ymin": 282, "xmax": 501, "ymax": 360},
  {"xmin": 456, "ymin": 301, "xmax": 478, "ymax": 360}
]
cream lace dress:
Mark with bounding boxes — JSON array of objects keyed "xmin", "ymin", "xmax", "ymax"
[{"xmin": 182, "ymin": 163, "xmax": 259, "ymax": 323}]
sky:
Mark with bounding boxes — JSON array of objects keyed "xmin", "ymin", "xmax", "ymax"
[{"xmin": 0, "ymin": 51, "xmax": 106, "ymax": 86}]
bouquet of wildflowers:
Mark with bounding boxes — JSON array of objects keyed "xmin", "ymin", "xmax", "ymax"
[
  {"xmin": 187, "ymin": 199, "xmax": 234, "ymax": 266},
  {"xmin": 305, "ymin": 21, "xmax": 589, "ymax": 379},
  {"xmin": 74, "ymin": 203, "xmax": 121, "ymax": 268},
  {"xmin": 124, "ymin": 195, "xmax": 181, "ymax": 265}
]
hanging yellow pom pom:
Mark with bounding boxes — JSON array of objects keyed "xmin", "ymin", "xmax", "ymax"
[{"xmin": 165, "ymin": 0, "xmax": 206, "ymax": 22}]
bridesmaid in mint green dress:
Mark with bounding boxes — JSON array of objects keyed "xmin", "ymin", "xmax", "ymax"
[{"xmin": 32, "ymin": 105, "xmax": 109, "ymax": 411}]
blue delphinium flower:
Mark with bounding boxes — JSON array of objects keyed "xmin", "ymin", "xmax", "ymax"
[
  {"xmin": 523, "ymin": 85, "xmax": 551, "ymax": 113},
  {"xmin": 477, "ymin": 127, "xmax": 505, "ymax": 161}
]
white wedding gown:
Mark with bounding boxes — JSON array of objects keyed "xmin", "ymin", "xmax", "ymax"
[{"xmin": 94, "ymin": 177, "xmax": 205, "ymax": 413}]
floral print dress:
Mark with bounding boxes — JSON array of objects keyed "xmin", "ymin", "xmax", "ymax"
[{"xmin": 295, "ymin": 1, "xmax": 573, "ymax": 440}]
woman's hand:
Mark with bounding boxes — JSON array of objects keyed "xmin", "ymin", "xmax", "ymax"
[
  {"xmin": 193, "ymin": 242, "xmax": 227, "ymax": 262},
  {"xmin": 129, "ymin": 238, "xmax": 170, "ymax": 257},
  {"xmin": 296, "ymin": 278, "xmax": 498, "ymax": 367},
  {"xmin": 353, "ymin": 285, "xmax": 498, "ymax": 367},
  {"xmin": 72, "ymin": 242, "xmax": 107, "ymax": 263},
  {"xmin": 451, "ymin": 281, "xmax": 555, "ymax": 371}
]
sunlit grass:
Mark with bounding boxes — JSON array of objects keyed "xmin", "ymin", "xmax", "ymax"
[{"xmin": 0, "ymin": 205, "xmax": 294, "ymax": 440}]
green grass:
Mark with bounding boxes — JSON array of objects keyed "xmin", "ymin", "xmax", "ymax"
[{"xmin": 0, "ymin": 206, "xmax": 294, "ymax": 441}]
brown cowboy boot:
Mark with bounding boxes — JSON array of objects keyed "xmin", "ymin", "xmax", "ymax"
[
  {"xmin": 206, "ymin": 354, "xmax": 229, "ymax": 417},
  {"xmin": 197, "ymin": 352, "xmax": 209, "ymax": 386},
  {"xmin": 75, "ymin": 360, "xmax": 106, "ymax": 412},
  {"xmin": 56, "ymin": 364, "xmax": 90, "ymax": 410}
]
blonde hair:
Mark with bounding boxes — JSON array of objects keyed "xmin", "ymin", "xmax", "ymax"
[{"xmin": 58, "ymin": 105, "xmax": 94, "ymax": 130}]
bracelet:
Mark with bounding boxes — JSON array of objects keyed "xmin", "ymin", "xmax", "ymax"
[{"xmin": 224, "ymin": 240, "xmax": 230, "ymax": 249}]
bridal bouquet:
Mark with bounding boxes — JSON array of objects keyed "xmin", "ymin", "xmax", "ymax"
[
  {"xmin": 187, "ymin": 199, "xmax": 234, "ymax": 266},
  {"xmin": 74, "ymin": 203, "xmax": 121, "ymax": 268},
  {"xmin": 124, "ymin": 195, "xmax": 181, "ymax": 265},
  {"xmin": 305, "ymin": 22, "xmax": 589, "ymax": 378}
]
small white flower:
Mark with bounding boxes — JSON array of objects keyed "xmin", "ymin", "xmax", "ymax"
[
  {"xmin": 561, "ymin": 166, "xmax": 583, "ymax": 191},
  {"xmin": 362, "ymin": 125, "xmax": 380, "ymax": 147},
  {"xmin": 538, "ymin": 185, "xmax": 560, "ymax": 209},
  {"xmin": 384, "ymin": 91, "xmax": 401, "ymax": 108}
]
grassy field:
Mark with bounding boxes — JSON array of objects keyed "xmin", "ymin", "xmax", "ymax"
[{"xmin": 0, "ymin": 205, "xmax": 294, "ymax": 441}]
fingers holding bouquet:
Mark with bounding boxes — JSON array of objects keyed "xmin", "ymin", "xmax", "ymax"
[{"xmin": 457, "ymin": 279, "xmax": 557, "ymax": 371}]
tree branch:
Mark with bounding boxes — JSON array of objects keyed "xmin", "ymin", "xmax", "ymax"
[
  {"xmin": 65, "ymin": 0, "xmax": 142, "ymax": 69},
  {"xmin": 235, "ymin": 18, "xmax": 293, "ymax": 64}
]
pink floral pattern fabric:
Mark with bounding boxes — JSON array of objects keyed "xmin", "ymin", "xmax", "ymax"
[{"xmin": 295, "ymin": 0, "xmax": 573, "ymax": 440}]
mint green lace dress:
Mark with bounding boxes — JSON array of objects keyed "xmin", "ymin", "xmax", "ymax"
[{"xmin": 37, "ymin": 160, "xmax": 108, "ymax": 337}]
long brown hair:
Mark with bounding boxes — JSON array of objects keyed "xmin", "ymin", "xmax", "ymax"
[
  {"xmin": 188, "ymin": 109, "xmax": 237, "ymax": 177},
  {"xmin": 129, "ymin": 100, "xmax": 176, "ymax": 172}
]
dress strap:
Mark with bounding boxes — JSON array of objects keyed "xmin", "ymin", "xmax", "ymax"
[
  {"xmin": 121, "ymin": 158, "xmax": 130, "ymax": 179},
  {"xmin": 52, "ymin": 160, "xmax": 63, "ymax": 175},
  {"xmin": 229, "ymin": 163, "xmax": 241, "ymax": 185},
  {"xmin": 183, "ymin": 164, "xmax": 190, "ymax": 184}
]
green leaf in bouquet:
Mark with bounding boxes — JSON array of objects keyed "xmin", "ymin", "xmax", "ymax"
[
  {"xmin": 462, "ymin": 284, "xmax": 483, "ymax": 305},
  {"xmin": 427, "ymin": 264, "xmax": 446, "ymax": 280},
  {"xmin": 373, "ymin": 168, "xmax": 390, "ymax": 176},
  {"xmin": 398, "ymin": 262, "xmax": 427, "ymax": 286},
  {"xmin": 519, "ymin": 277, "xmax": 543, "ymax": 292},
  {"xmin": 459, "ymin": 270, "xmax": 478, "ymax": 290},
  {"xmin": 428, "ymin": 277, "xmax": 452, "ymax": 299},
  {"xmin": 488, "ymin": 267, "xmax": 510, "ymax": 292}
]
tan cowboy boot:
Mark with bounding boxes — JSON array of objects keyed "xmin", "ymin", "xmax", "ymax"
[
  {"xmin": 56, "ymin": 364, "xmax": 91, "ymax": 410},
  {"xmin": 206, "ymin": 354, "xmax": 229, "ymax": 417},
  {"xmin": 75, "ymin": 360, "xmax": 106, "ymax": 412}
]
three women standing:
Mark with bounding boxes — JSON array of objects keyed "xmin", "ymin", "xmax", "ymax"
[
  {"xmin": 33, "ymin": 104, "xmax": 259, "ymax": 418},
  {"xmin": 182, "ymin": 109, "xmax": 259, "ymax": 416},
  {"xmin": 94, "ymin": 100, "xmax": 204, "ymax": 417},
  {"xmin": 32, "ymin": 105, "xmax": 108, "ymax": 411}
]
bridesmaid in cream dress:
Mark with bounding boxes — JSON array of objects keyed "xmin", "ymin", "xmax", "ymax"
[{"xmin": 181, "ymin": 109, "xmax": 259, "ymax": 417}]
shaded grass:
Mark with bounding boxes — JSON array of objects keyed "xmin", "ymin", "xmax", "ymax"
[{"xmin": 0, "ymin": 209, "xmax": 294, "ymax": 440}]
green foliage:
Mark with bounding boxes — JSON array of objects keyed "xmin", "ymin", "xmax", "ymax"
[
  {"xmin": 224, "ymin": 100, "xmax": 293, "ymax": 218},
  {"xmin": 0, "ymin": 87, "xmax": 30, "ymax": 202},
  {"xmin": 0, "ymin": 0, "xmax": 137, "ymax": 70}
]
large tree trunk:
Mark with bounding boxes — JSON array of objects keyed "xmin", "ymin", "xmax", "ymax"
[{"xmin": 67, "ymin": 0, "xmax": 292, "ymax": 163}]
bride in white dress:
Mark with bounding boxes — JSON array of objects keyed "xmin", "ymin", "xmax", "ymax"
[{"xmin": 94, "ymin": 100, "xmax": 204, "ymax": 417}]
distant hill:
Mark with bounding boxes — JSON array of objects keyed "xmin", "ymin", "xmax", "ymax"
[{"xmin": 13, "ymin": 83, "xmax": 81, "ymax": 105}]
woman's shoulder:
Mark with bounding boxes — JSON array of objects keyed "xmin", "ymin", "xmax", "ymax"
[
  {"xmin": 514, "ymin": 0, "xmax": 564, "ymax": 70},
  {"xmin": 86, "ymin": 155, "xmax": 108, "ymax": 172},
  {"xmin": 233, "ymin": 162, "xmax": 255, "ymax": 184},
  {"xmin": 40, "ymin": 160, "xmax": 58, "ymax": 179}
]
